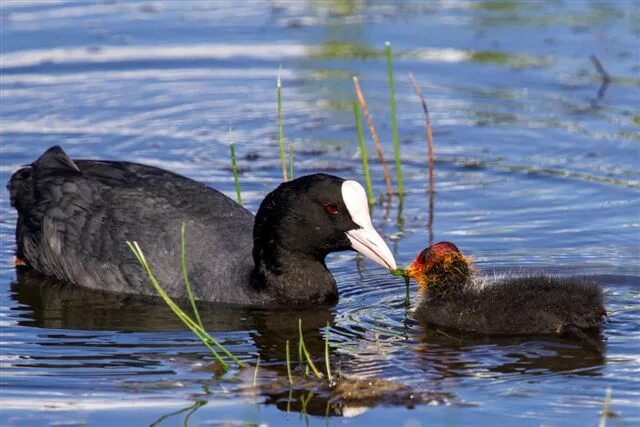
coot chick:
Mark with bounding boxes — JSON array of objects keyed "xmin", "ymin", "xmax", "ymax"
[
  {"xmin": 406, "ymin": 242, "xmax": 605, "ymax": 336},
  {"xmin": 8, "ymin": 146, "xmax": 396, "ymax": 306}
]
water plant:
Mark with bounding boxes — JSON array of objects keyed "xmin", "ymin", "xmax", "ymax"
[
  {"xmin": 408, "ymin": 73, "xmax": 435, "ymax": 196},
  {"xmin": 598, "ymin": 387, "xmax": 613, "ymax": 427},
  {"xmin": 229, "ymin": 142, "xmax": 242, "ymax": 205},
  {"xmin": 126, "ymin": 229, "xmax": 243, "ymax": 371},
  {"xmin": 391, "ymin": 267, "xmax": 411, "ymax": 306},
  {"xmin": 409, "ymin": 72, "xmax": 436, "ymax": 245},
  {"xmin": 277, "ymin": 73, "xmax": 288, "ymax": 181},
  {"xmin": 253, "ymin": 355, "xmax": 261, "ymax": 387},
  {"xmin": 286, "ymin": 339, "xmax": 294, "ymax": 385},
  {"xmin": 352, "ymin": 76, "xmax": 394, "ymax": 196},
  {"xmin": 181, "ymin": 223, "xmax": 202, "ymax": 328},
  {"xmin": 385, "ymin": 42, "xmax": 403, "ymax": 197},
  {"xmin": 352, "ymin": 100, "xmax": 375, "ymax": 204},
  {"xmin": 298, "ymin": 318, "xmax": 323, "ymax": 378},
  {"xmin": 324, "ymin": 322, "xmax": 332, "ymax": 382},
  {"xmin": 289, "ymin": 142, "xmax": 294, "ymax": 180}
]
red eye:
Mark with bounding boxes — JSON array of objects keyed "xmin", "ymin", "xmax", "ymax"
[{"xmin": 324, "ymin": 203, "xmax": 339, "ymax": 215}]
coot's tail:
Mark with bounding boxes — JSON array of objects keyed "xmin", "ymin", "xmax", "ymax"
[{"xmin": 7, "ymin": 146, "xmax": 80, "ymax": 258}]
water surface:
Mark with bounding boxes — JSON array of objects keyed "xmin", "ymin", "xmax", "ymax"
[{"xmin": 1, "ymin": 1, "xmax": 639, "ymax": 426}]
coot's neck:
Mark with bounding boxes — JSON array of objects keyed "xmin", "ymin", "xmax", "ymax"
[{"xmin": 251, "ymin": 245, "xmax": 338, "ymax": 305}]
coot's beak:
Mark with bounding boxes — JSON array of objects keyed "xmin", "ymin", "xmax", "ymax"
[
  {"xmin": 342, "ymin": 180, "xmax": 397, "ymax": 270},
  {"xmin": 346, "ymin": 226, "xmax": 397, "ymax": 270}
]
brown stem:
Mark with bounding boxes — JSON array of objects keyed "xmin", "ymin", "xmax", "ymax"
[
  {"xmin": 409, "ymin": 73, "xmax": 435, "ymax": 244},
  {"xmin": 352, "ymin": 76, "xmax": 394, "ymax": 196}
]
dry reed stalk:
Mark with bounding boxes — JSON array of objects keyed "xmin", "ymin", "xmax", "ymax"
[
  {"xmin": 409, "ymin": 73, "xmax": 435, "ymax": 244},
  {"xmin": 352, "ymin": 76, "xmax": 394, "ymax": 196}
]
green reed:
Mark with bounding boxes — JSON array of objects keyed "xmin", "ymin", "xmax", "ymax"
[
  {"xmin": 277, "ymin": 74, "xmax": 288, "ymax": 181},
  {"xmin": 352, "ymin": 100, "xmax": 375, "ymax": 204},
  {"xmin": 253, "ymin": 355, "xmax": 260, "ymax": 387},
  {"xmin": 286, "ymin": 339, "xmax": 294, "ymax": 385},
  {"xmin": 229, "ymin": 142, "xmax": 242, "ymax": 205},
  {"xmin": 298, "ymin": 318, "xmax": 323, "ymax": 378},
  {"xmin": 289, "ymin": 142, "xmax": 294, "ymax": 180},
  {"xmin": 385, "ymin": 42, "xmax": 403, "ymax": 197},
  {"xmin": 181, "ymin": 223, "xmax": 202, "ymax": 328},
  {"xmin": 391, "ymin": 267, "xmax": 411, "ymax": 306},
  {"xmin": 598, "ymin": 387, "xmax": 613, "ymax": 427},
  {"xmin": 325, "ymin": 322, "xmax": 332, "ymax": 382},
  {"xmin": 126, "ymin": 239, "xmax": 242, "ymax": 370}
]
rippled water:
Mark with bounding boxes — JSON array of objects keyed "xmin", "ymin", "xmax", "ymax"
[{"xmin": 1, "ymin": 1, "xmax": 639, "ymax": 426}]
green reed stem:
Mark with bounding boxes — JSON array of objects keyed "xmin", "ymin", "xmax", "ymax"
[
  {"xmin": 385, "ymin": 41, "xmax": 403, "ymax": 197},
  {"xmin": 277, "ymin": 74, "xmax": 288, "ymax": 182},
  {"xmin": 286, "ymin": 339, "xmax": 293, "ymax": 385},
  {"xmin": 391, "ymin": 267, "xmax": 411, "ymax": 306},
  {"xmin": 289, "ymin": 142, "xmax": 294, "ymax": 180},
  {"xmin": 353, "ymin": 100, "xmax": 375, "ymax": 204},
  {"xmin": 325, "ymin": 322, "xmax": 332, "ymax": 382},
  {"xmin": 298, "ymin": 319, "xmax": 323, "ymax": 378},
  {"xmin": 126, "ymin": 241, "xmax": 243, "ymax": 369},
  {"xmin": 181, "ymin": 223, "xmax": 203, "ymax": 329},
  {"xmin": 253, "ymin": 355, "xmax": 260, "ymax": 387},
  {"xmin": 229, "ymin": 143, "xmax": 242, "ymax": 205},
  {"xmin": 599, "ymin": 387, "xmax": 613, "ymax": 427}
]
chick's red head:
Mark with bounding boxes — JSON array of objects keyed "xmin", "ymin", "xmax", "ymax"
[{"xmin": 406, "ymin": 242, "xmax": 472, "ymax": 293}]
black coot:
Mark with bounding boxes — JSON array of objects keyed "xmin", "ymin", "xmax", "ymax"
[{"xmin": 8, "ymin": 146, "xmax": 396, "ymax": 306}]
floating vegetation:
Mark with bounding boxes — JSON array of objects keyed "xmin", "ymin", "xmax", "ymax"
[{"xmin": 311, "ymin": 41, "xmax": 381, "ymax": 60}]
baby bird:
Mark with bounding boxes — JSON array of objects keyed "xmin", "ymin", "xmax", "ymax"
[{"xmin": 406, "ymin": 242, "xmax": 606, "ymax": 337}]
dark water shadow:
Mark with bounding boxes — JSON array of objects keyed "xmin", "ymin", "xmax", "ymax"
[
  {"xmin": 10, "ymin": 267, "xmax": 334, "ymax": 360},
  {"xmin": 412, "ymin": 323, "xmax": 606, "ymax": 379}
]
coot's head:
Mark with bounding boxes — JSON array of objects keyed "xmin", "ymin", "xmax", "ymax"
[
  {"xmin": 254, "ymin": 174, "xmax": 396, "ymax": 271},
  {"xmin": 405, "ymin": 242, "xmax": 472, "ymax": 295}
]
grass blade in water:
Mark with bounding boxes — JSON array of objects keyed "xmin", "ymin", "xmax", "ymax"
[
  {"xmin": 289, "ymin": 142, "xmax": 294, "ymax": 180},
  {"xmin": 229, "ymin": 142, "xmax": 242, "ymax": 205},
  {"xmin": 298, "ymin": 318, "xmax": 323, "ymax": 379},
  {"xmin": 353, "ymin": 76, "xmax": 394, "ymax": 196},
  {"xmin": 126, "ymin": 241, "xmax": 243, "ymax": 369},
  {"xmin": 325, "ymin": 322, "xmax": 332, "ymax": 382},
  {"xmin": 385, "ymin": 41, "xmax": 403, "ymax": 197},
  {"xmin": 286, "ymin": 339, "xmax": 293, "ymax": 385},
  {"xmin": 353, "ymin": 100, "xmax": 375, "ymax": 204},
  {"xmin": 181, "ymin": 223, "xmax": 203, "ymax": 328},
  {"xmin": 277, "ymin": 73, "xmax": 288, "ymax": 182}
]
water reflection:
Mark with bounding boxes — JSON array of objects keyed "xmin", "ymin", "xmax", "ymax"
[{"xmin": 11, "ymin": 268, "xmax": 605, "ymax": 422}]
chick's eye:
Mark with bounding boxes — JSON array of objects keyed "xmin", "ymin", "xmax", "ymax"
[{"xmin": 324, "ymin": 203, "xmax": 339, "ymax": 215}]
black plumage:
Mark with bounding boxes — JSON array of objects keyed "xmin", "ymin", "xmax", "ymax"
[
  {"xmin": 8, "ymin": 146, "xmax": 388, "ymax": 306},
  {"xmin": 408, "ymin": 242, "xmax": 606, "ymax": 337}
]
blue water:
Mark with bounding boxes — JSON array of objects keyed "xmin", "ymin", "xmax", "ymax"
[{"xmin": 1, "ymin": 1, "xmax": 639, "ymax": 426}]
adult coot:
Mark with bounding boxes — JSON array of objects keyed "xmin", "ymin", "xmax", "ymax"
[
  {"xmin": 8, "ymin": 146, "xmax": 396, "ymax": 306},
  {"xmin": 406, "ymin": 242, "xmax": 605, "ymax": 336}
]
